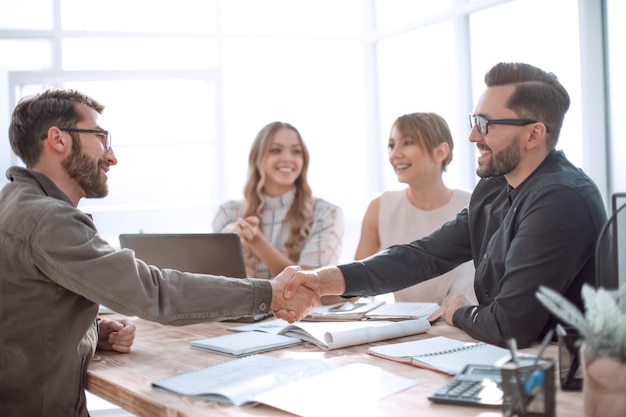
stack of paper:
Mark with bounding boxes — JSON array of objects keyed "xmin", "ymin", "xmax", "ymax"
[
  {"xmin": 305, "ymin": 301, "xmax": 441, "ymax": 322},
  {"xmin": 152, "ymin": 355, "xmax": 417, "ymax": 417}
]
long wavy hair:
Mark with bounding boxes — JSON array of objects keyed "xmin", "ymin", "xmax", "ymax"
[{"xmin": 243, "ymin": 122, "xmax": 313, "ymax": 264}]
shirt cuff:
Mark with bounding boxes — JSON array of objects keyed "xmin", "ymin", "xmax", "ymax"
[{"xmin": 250, "ymin": 279, "xmax": 272, "ymax": 313}]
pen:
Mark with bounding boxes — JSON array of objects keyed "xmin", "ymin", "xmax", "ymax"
[
  {"xmin": 524, "ymin": 328, "xmax": 554, "ymax": 395},
  {"xmin": 533, "ymin": 328, "xmax": 554, "ymax": 366}
]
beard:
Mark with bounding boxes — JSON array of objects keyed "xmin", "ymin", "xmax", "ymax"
[
  {"xmin": 476, "ymin": 135, "xmax": 522, "ymax": 178},
  {"xmin": 61, "ymin": 135, "xmax": 109, "ymax": 198}
]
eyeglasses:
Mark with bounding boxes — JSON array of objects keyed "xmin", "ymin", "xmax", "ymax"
[
  {"xmin": 60, "ymin": 127, "xmax": 112, "ymax": 152},
  {"xmin": 469, "ymin": 114, "xmax": 550, "ymax": 136}
]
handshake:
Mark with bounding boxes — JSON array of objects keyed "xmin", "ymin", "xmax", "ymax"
[{"xmin": 268, "ymin": 265, "xmax": 345, "ymax": 322}]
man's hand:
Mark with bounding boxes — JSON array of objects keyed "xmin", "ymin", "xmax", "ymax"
[
  {"xmin": 97, "ymin": 318, "xmax": 136, "ymax": 353},
  {"xmin": 282, "ymin": 266, "xmax": 346, "ymax": 300},
  {"xmin": 442, "ymin": 293, "xmax": 474, "ymax": 326},
  {"xmin": 283, "ymin": 269, "xmax": 322, "ymax": 298},
  {"xmin": 270, "ymin": 266, "xmax": 321, "ymax": 322}
]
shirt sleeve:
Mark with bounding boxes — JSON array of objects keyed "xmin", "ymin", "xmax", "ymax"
[
  {"xmin": 339, "ymin": 208, "xmax": 473, "ymax": 296},
  {"xmin": 212, "ymin": 200, "xmax": 243, "ymax": 232},
  {"xmin": 298, "ymin": 200, "xmax": 344, "ymax": 267},
  {"xmin": 453, "ymin": 186, "xmax": 599, "ymax": 348},
  {"xmin": 33, "ymin": 203, "xmax": 273, "ymax": 324}
]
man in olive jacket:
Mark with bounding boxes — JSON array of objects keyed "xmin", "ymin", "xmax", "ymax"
[{"xmin": 0, "ymin": 89, "xmax": 318, "ymax": 417}]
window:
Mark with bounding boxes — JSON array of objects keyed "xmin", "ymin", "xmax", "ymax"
[
  {"xmin": 607, "ymin": 0, "xmax": 625, "ymax": 192},
  {"xmin": 0, "ymin": 0, "xmax": 618, "ymax": 259},
  {"xmin": 469, "ymin": 0, "xmax": 582, "ymax": 169}
]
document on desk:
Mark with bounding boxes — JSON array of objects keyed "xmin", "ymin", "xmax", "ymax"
[
  {"xmin": 190, "ymin": 331, "xmax": 302, "ymax": 356},
  {"xmin": 367, "ymin": 336, "xmax": 534, "ymax": 375},
  {"xmin": 304, "ymin": 301, "xmax": 441, "ymax": 322},
  {"xmin": 228, "ymin": 317, "xmax": 431, "ymax": 350},
  {"xmin": 152, "ymin": 355, "xmax": 417, "ymax": 417}
]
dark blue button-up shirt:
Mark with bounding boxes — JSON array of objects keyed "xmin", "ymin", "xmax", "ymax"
[{"xmin": 339, "ymin": 150, "xmax": 607, "ymax": 348}]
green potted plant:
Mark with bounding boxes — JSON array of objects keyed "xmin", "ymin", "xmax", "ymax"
[{"xmin": 536, "ymin": 284, "xmax": 626, "ymax": 417}]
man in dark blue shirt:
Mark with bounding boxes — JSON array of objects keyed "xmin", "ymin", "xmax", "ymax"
[{"xmin": 280, "ymin": 62, "xmax": 607, "ymax": 348}]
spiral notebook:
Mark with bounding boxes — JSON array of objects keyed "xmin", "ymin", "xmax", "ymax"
[{"xmin": 367, "ymin": 336, "xmax": 534, "ymax": 375}]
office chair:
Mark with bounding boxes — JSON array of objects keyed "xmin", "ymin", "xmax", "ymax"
[{"xmin": 595, "ymin": 192, "xmax": 626, "ymax": 312}]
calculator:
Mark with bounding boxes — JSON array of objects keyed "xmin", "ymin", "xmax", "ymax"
[{"xmin": 428, "ymin": 364, "xmax": 503, "ymax": 407}]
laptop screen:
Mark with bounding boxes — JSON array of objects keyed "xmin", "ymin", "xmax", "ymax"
[{"xmin": 119, "ymin": 233, "xmax": 247, "ymax": 278}]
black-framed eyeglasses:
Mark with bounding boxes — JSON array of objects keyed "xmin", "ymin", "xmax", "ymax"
[
  {"xmin": 469, "ymin": 114, "xmax": 550, "ymax": 136},
  {"xmin": 60, "ymin": 127, "xmax": 112, "ymax": 151}
]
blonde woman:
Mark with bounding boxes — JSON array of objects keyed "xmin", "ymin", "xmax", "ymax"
[
  {"xmin": 213, "ymin": 122, "xmax": 343, "ymax": 278},
  {"xmin": 355, "ymin": 112, "xmax": 476, "ymax": 304}
]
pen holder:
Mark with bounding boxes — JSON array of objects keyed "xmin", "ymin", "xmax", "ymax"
[
  {"xmin": 501, "ymin": 359, "xmax": 555, "ymax": 417},
  {"xmin": 556, "ymin": 324, "xmax": 583, "ymax": 391}
]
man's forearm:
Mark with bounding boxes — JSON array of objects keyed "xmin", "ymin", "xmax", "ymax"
[{"xmin": 316, "ymin": 266, "xmax": 346, "ymax": 296}]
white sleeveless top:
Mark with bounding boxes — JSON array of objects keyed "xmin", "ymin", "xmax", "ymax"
[{"xmin": 378, "ymin": 188, "xmax": 477, "ymax": 304}]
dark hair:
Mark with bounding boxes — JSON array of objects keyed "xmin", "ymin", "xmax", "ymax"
[
  {"xmin": 484, "ymin": 63, "xmax": 570, "ymax": 149},
  {"xmin": 9, "ymin": 88, "xmax": 104, "ymax": 167},
  {"xmin": 392, "ymin": 112, "xmax": 454, "ymax": 170}
]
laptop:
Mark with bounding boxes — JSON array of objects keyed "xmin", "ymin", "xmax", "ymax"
[
  {"xmin": 119, "ymin": 233, "xmax": 247, "ymax": 278},
  {"xmin": 118, "ymin": 233, "xmax": 270, "ymax": 322}
]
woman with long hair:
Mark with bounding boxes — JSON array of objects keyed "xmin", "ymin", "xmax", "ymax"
[{"xmin": 213, "ymin": 121, "xmax": 343, "ymax": 278}]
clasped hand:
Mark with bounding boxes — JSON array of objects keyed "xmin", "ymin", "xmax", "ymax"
[
  {"xmin": 97, "ymin": 318, "xmax": 136, "ymax": 353},
  {"xmin": 270, "ymin": 266, "xmax": 322, "ymax": 322},
  {"xmin": 229, "ymin": 216, "xmax": 261, "ymax": 244}
]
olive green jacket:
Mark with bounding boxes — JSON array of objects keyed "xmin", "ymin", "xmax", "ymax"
[{"xmin": 0, "ymin": 167, "xmax": 272, "ymax": 417}]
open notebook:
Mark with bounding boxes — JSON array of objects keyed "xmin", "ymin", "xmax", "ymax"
[
  {"xmin": 367, "ymin": 336, "xmax": 535, "ymax": 375},
  {"xmin": 118, "ymin": 233, "xmax": 270, "ymax": 322}
]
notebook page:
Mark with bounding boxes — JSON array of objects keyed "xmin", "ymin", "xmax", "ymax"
[{"xmin": 412, "ymin": 342, "xmax": 514, "ymax": 375}]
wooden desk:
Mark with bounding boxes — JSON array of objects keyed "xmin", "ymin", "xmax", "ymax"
[{"xmin": 87, "ymin": 317, "xmax": 584, "ymax": 417}]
